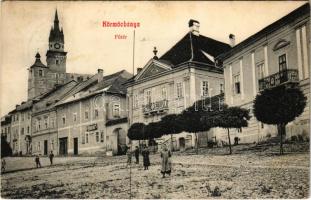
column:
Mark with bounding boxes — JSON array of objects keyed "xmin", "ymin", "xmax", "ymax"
[
  {"xmin": 264, "ymin": 46, "xmax": 269, "ymax": 76},
  {"xmin": 229, "ymin": 65, "xmax": 233, "ymax": 105},
  {"xmin": 296, "ymin": 28, "xmax": 303, "ymax": 80},
  {"xmin": 251, "ymin": 52, "xmax": 257, "ymax": 96},
  {"xmin": 302, "ymin": 25, "xmax": 309, "ymax": 79},
  {"xmin": 239, "ymin": 59, "xmax": 244, "ymax": 100}
]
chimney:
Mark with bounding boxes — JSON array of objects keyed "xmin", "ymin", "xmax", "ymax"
[
  {"xmin": 137, "ymin": 68, "xmax": 142, "ymax": 74},
  {"xmin": 97, "ymin": 69, "xmax": 104, "ymax": 82},
  {"xmin": 229, "ymin": 34, "xmax": 235, "ymax": 47},
  {"xmin": 189, "ymin": 19, "xmax": 200, "ymax": 36}
]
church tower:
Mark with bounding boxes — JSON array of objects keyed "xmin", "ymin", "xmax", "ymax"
[
  {"xmin": 28, "ymin": 53, "xmax": 49, "ymax": 100},
  {"xmin": 46, "ymin": 10, "xmax": 67, "ymax": 74}
]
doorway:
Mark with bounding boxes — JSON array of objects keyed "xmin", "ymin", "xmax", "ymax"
[
  {"xmin": 73, "ymin": 138, "xmax": 78, "ymax": 155},
  {"xmin": 44, "ymin": 140, "xmax": 48, "ymax": 155},
  {"xmin": 59, "ymin": 137, "xmax": 68, "ymax": 155},
  {"xmin": 179, "ymin": 137, "xmax": 185, "ymax": 150}
]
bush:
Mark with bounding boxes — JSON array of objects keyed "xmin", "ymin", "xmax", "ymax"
[
  {"xmin": 291, "ymin": 135, "xmax": 298, "ymax": 142},
  {"xmin": 298, "ymin": 134, "xmax": 304, "ymax": 142}
]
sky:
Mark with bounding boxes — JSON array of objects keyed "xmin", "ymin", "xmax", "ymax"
[{"xmin": 0, "ymin": 1, "xmax": 306, "ymax": 116}]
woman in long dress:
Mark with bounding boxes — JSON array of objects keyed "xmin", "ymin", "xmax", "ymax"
[
  {"xmin": 142, "ymin": 145, "xmax": 150, "ymax": 170},
  {"xmin": 160, "ymin": 144, "xmax": 171, "ymax": 178}
]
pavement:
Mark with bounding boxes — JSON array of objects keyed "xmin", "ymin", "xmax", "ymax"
[{"xmin": 1, "ymin": 143, "xmax": 309, "ymax": 199}]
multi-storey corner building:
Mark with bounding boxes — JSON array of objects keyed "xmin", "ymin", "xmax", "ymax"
[
  {"xmin": 31, "ymin": 80, "xmax": 78, "ymax": 156},
  {"xmin": 216, "ymin": 3, "xmax": 310, "ymax": 143},
  {"xmin": 55, "ymin": 70, "xmax": 132, "ymax": 156},
  {"xmin": 1, "ymin": 115, "xmax": 12, "ymax": 145},
  {"xmin": 125, "ymin": 20, "xmax": 231, "ymax": 150}
]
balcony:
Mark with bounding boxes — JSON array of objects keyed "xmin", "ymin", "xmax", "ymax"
[
  {"xmin": 142, "ymin": 100, "xmax": 168, "ymax": 115},
  {"xmin": 258, "ymin": 69, "xmax": 299, "ymax": 91}
]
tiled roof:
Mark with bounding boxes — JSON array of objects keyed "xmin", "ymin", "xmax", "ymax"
[
  {"xmin": 56, "ymin": 70, "xmax": 132, "ymax": 106},
  {"xmin": 160, "ymin": 32, "xmax": 231, "ymax": 67}
]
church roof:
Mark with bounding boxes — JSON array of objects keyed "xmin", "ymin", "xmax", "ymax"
[
  {"xmin": 49, "ymin": 9, "xmax": 64, "ymax": 44},
  {"xmin": 160, "ymin": 32, "xmax": 231, "ymax": 67},
  {"xmin": 30, "ymin": 53, "xmax": 47, "ymax": 68}
]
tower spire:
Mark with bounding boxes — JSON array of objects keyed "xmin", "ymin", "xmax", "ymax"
[{"xmin": 54, "ymin": 9, "xmax": 60, "ymax": 31}]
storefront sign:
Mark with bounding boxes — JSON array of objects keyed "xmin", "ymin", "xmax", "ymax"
[{"xmin": 87, "ymin": 124, "xmax": 97, "ymax": 131}]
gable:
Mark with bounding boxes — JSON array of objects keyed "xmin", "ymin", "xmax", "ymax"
[{"xmin": 135, "ymin": 59, "xmax": 171, "ymax": 80}]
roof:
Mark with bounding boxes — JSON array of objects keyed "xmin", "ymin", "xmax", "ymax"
[
  {"xmin": 32, "ymin": 80, "xmax": 78, "ymax": 114},
  {"xmin": 218, "ymin": 3, "xmax": 310, "ymax": 61},
  {"xmin": 56, "ymin": 70, "xmax": 132, "ymax": 106},
  {"xmin": 30, "ymin": 53, "xmax": 47, "ymax": 69},
  {"xmin": 160, "ymin": 32, "xmax": 231, "ymax": 67}
]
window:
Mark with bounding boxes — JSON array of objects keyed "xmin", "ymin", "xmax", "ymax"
[
  {"xmin": 257, "ymin": 63, "xmax": 265, "ymax": 79},
  {"xmin": 146, "ymin": 90, "xmax": 152, "ymax": 105},
  {"xmin": 113, "ymin": 104, "xmax": 120, "ymax": 117},
  {"xmin": 27, "ymin": 126, "xmax": 30, "ymax": 134},
  {"xmin": 38, "ymin": 142, "xmax": 41, "ymax": 151},
  {"xmin": 261, "ymin": 123, "xmax": 264, "ymax": 129},
  {"xmin": 85, "ymin": 111, "xmax": 89, "ymax": 120},
  {"xmin": 82, "ymin": 133, "xmax": 85, "ymax": 144},
  {"xmin": 176, "ymin": 82, "xmax": 183, "ymax": 98},
  {"xmin": 62, "ymin": 116, "xmax": 66, "ymax": 125},
  {"xmin": 161, "ymin": 87, "xmax": 167, "ymax": 100},
  {"xmin": 237, "ymin": 128, "xmax": 242, "ymax": 133},
  {"xmin": 39, "ymin": 70, "xmax": 43, "ymax": 77},
  {"xmin": 51, "ymin": 118, "xmax": 55, "ymax": 128},
  {"xmin": 96, "ymin": 132, "xmax": 99, "ymax": 142},
  {"xmin": 201, "ymin": 81, "xmax": 209, "ymax": 97},
  {"xmin": 233, "ymin": 74, "xmax": 241, "ymax": 94},
  {"xmin": 56, "ymin": 60, "xmax": 59, "ymax": 65},
  {"xmin": 279, "ymin": 54, "xmax": 287, "ymax": 71},
  {"xmin": 21, "ymin": 128, "xmax": 24, "ymax": 135},
  {"xmin": 38, "ymin": 119, "xmax": 41, "ymax": 130},
  {"xmin": 51, "ymin": 139, "xmax": 54, "ymax": 150},
  {"xmin": 44, "ymin": 118, "xmax": 48, "ymax": 129},
  {"xmin": 100, "ymin": 131, "xmax": 104, "ymax": 142},
  {"xmin": 16, "ymin": 114, "xmax": 18, "ymax": 121},
  {"xmin": 28, "ymin": 113, "xmax": 31, "ymax": 119},
  {"xmin": 21, "ymin": 113, "xmax": 24, "ymax": 121},
  {"xmin": 134, "ymin": 94, "xmax": 139, "ymax": 109},
  {"xmin": 86, "ymin": 133, "xmax": 89, "ymax": 143},
  {"xmin": 220, "ymin": 83, "xmax": 224, "ymax": 94},
  {"xmin": 73, "ymin": 113, "xmax": 77, "ymax": 122},
  {"xmin": 94, "ymin": 109, "xmax": 99, "ymax": 118}
]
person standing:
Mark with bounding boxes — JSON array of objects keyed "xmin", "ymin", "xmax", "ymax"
[
  {"xmin": 134, "ymin": 146, "xmax": 139, "ymax": 164},
  {"xmin": 126, "ymin": 146, "xmax": 132, "ymax": 167},
  {"xmin": 160, "ymin": 144, "xmax": 172, "ymax": 178},
  {"xmin": 49, "ymin": 151, "xmax": 54, "ymax": 165},
  {"xmin": 1, "ymin": 158, "xmax": 6, "ymax": 172},
  {"xmin": 35, "ymin": 155, "xmax": 41, "ymax": 168},
  {"xmin": 142, "ymin": 145, "xmax": 150, "ymax": 170}
]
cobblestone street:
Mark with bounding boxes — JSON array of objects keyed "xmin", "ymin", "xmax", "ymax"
[{"xmin": 1, "ymin": 144, "xmax": 309, "ymax": 199}]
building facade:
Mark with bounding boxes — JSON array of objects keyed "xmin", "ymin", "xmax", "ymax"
[
  {"xmin": 216, "ymin": 3, "xmax": 310, "ymax": 143},
  {"xmin": 125, "ymin": 20, "xmax": 231, "ymax": 150},
  {"xmin": 55, "ymin": 70, "xmax": 131, "ymax": 156}
]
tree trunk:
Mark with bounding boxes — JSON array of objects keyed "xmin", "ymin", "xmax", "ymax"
[
  {"xmin": 170, "ymin": 134, "xmax": 173, "ymax": 152},
  {"xmin": 206, "ymin": 131, "xmax": 209, "ymax": 148},
  {"xmin": 195, "ymin": 132, "xmax": 198, "ymax": 155},
  {"xmin": 227, "ymin": 129, "xmax": 232, "ymax": 155},
  {"xmin": 279, "ymin": 123, "xmax": 286, "ymax": 155}
]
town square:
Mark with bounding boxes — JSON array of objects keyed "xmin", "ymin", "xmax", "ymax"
[{"xmin": 0, "ymin": 1, "xmax": 310, "ymax": 199}]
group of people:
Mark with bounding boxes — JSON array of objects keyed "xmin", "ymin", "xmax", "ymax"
[
  {"xmin": 34, "ymin": 151, "xmax": 54, "ymax": 168},
  {"xmin": 126, "ymin": 144, "xmax": 172, "ymax": 178}
]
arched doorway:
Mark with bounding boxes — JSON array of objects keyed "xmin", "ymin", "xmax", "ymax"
[
  {"xmin": 113, "ymin": 128, "xmax": 127, "ymax": 155},
  {"xmin": 179, "ymin": 137, "xmax": 185, "ymax": 150}
]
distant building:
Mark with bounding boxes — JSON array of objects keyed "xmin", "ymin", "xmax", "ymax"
[
  {"xmin": 27, "ymin": 10, "xmax": 91, "ymax": 100},
  {"xmin": 125, "ymin": 20, "xmax": 231, "ymax": 150},
  {"xmin": 216, "ymin": 3, "xmax": 310, "ymax": 143}
]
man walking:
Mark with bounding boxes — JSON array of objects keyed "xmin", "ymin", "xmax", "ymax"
[
  {"xmin": 49, "ymin": 151, "xmax": 54, "ymax": 165},
  {"xmin": 35, "ymin": 155, "xmax": 41, "ymax": 168},
  {"xmin": 134, "ymin": 146, "xmax": 139, "ymax": 164}
]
